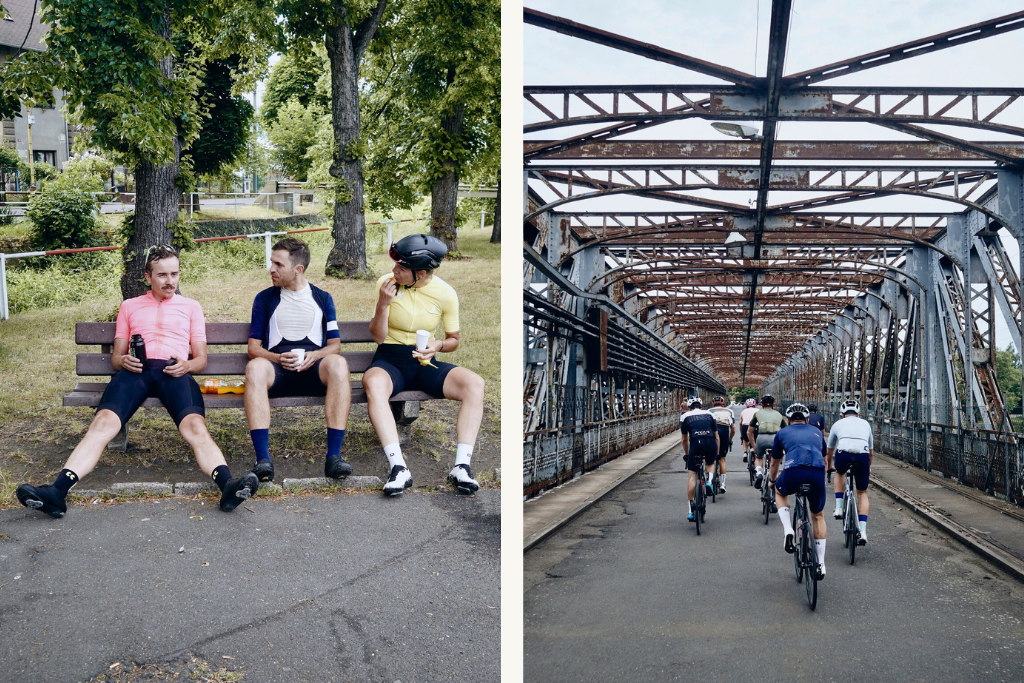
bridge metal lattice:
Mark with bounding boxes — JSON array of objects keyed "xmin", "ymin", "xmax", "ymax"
[{"xmin": 523, "ymin": 3, "xmax": 1024, "ymax": 504}]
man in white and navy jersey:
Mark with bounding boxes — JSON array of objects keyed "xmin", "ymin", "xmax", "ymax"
[
  {"xmin": 680, "ymin": 396, "xmax": 721, "ymax": 522},
  {"xmin": 243, "ymin": 237, "xmax": 353, "ymax": 483}
]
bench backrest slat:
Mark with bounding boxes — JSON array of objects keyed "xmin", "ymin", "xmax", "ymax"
[{"xmin": 76, "ymin": 321, "xmax": 375, "ymax": 345}]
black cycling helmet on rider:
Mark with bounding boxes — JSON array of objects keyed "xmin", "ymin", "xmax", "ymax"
[
  {"xmin": 389, "ymin": 234, "xmax": 447, "ymax": 272},
  {"xmin": 760, "ymin": 394, "xmax": 775, "ymax": 406}
]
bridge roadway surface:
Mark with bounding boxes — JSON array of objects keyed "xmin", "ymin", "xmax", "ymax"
[
  {"xmin": 524, "ymin": 416, "xmax": 1024, "ymax": 682},
  {"xmin": 0, "ymin": 490, "xmax": 499, "ymax": 682}
]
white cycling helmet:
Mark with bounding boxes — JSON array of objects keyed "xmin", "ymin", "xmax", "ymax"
[
  {"xmin": 841, "ymin": 398, "xmax": 860, "ymax": 415},
  {"xmin": 687, "ymin": 396, "xmax": 703, "ymax": 409},
  {"xmin": 786, "ymin": 403, "xmax": 809, "ymax": 419},
  {"xmin": 745, "ymin": 398, "xmax": 757, "ymax": 407}
]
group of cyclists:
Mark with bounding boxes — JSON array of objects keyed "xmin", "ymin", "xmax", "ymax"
[{"xmin": 680, "ymin": 393, "xmax": 875, "ymax": 580}]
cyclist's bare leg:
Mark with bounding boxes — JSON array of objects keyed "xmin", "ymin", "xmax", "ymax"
[
  {"xmin": 812, "ymin": 510, "xmax": 826, "ymax": 539},
  {"xmin": 857, "ymin": 488, "xmax": 869, "ymax": 516},
  {"xmin": 687, "ymin": 470, "xmax": 697, "ymax": 504},
  {"xmin": 774, "ymin": 490, "xmax": 795, "ymax": 537}
]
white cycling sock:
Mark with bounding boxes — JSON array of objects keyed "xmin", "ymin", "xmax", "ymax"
[
  {"xmin": 719, "ymin": 474, "xmax": 726, "ymax": 486},
  {"xmin": 687, "ymin": 500, "xmax": 693, "ymax": 513},
  {"xmin": 777, "ymin": 507, "xmax": 793, "ymax": 536},
  {"xmin": 383, "ymin": 443, "xmax": 405, "ymax": 470},
  {"xmin": 455, "ymin": 443, "xmax": 473, "ymax": 467},
  {"xmin": 756, "ymin": 466, "xmax": 764, "ymax": 475},
  {"xmin": 858, "ymin": 520, "xmax": 867, "ymax": 536},
  {"xmin": 815, "ymin": 539, "xmax": 827, "ymax": 566}
]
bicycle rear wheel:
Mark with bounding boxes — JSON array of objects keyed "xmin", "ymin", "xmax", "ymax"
[
  {"xmin": 748, "ymin": 458, "xmax": 755, "ymax": 486},
  {"xmin": 694, "ymin": 481, "xmax": 704, "ymax": 536},
  {"xmin": 805, "ymin": 531, "xmax": 818, "ymax": 610},
  {"xmin": 793, "ymin": 521, "xmax": 803, "ymax": 583},
  {"xmin": 847, "ymin": 489, "xmax": 858, "ymax": 565},
  {"xmin": 711, "ymin": 472, "xmax": 717, "ymax": 504},
  {"xmin": 763, "ymin": 484, "xmax": 772, "ymax": 524}
]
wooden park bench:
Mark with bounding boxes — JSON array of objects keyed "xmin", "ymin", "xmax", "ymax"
[{"xmin": 64, "ymin": 321, "xmax": 429, "ymax": 450}]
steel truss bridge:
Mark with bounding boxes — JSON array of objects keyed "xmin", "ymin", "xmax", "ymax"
[{"xmin": 522, "ymin": 3, "xmax": 1024, "ymax": 502}]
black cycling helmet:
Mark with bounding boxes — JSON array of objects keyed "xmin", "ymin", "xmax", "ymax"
[
  {"xmin": 712, "ymin": 395, "xmax": 726, "ymax": 405},
  {"xmin": 761, "ymin": 394, "xmax": 775, "ymax": 406},
  {"xmin": 390, "ymin": 234, "xmax": 447, "ymax": 272},
  {"xmin": 807, "ymin": 403, "xmax": 818, "ymax": 412}
]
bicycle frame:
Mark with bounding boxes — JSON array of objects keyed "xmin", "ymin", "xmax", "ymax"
[{"xmin": 792, "ymin": 486, "xmax": 820, "ymax": 610}]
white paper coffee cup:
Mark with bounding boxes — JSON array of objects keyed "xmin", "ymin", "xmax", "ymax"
[
  {"xmin": 416, "ymin": 330, "xmax": 430, "ymax": 350},
  {"xmin": 293, "ymin": 349, "xmax": 305, "ymax": 366}
]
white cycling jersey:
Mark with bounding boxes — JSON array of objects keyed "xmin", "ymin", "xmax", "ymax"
[{"xmin": 827, "ymin": 415, "xmax": 873, "ymax": 454}]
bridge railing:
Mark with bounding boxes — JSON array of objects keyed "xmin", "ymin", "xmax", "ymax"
[
  {"xmin": 875, "ymin": 418, "xmax": 1024, "ymax": 507},
  {"xmin": 524, "ymin": 410, "xmax": 678, "ymax": 499}
]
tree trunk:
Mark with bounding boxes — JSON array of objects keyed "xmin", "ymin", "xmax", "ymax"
[
  {"xmin": 120, "ymin": 12, "xmax": 182, "ymax": 300},
  {"xmin": 324, "ymin": 24, "xmax": 369, "ymax": 278},
  {"xmin": 490, "ymin": 168, "xmax": 500, "ymax": 243},
  {"xmin": 430, "ymin": 104, "xmax": 465, "ymax": 255}
]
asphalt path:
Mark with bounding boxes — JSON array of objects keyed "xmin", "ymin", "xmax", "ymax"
[
  {"xmin": 525, "ymin": 430, "xmax": 1024, "ymax": 682},
  {"xmin": 1, "ymin": 489, "xmax": 499, "ymax": 682}
]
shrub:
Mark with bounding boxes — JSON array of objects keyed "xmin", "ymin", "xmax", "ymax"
[{"xmin": 25, "ymin": 176, "xmax": 99, "ymax": 250}]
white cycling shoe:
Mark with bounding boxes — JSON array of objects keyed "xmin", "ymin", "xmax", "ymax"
[
  {"xmin": 383, "ymin": 465, "xmax": 413, "ymax": 496},
  {"xmin": 834, "ymin": 507, "xmax": 844, "ymax": 520},
  {"xmin": 449, "ymin": 464, "xmax": 480, "ymax": 494}
]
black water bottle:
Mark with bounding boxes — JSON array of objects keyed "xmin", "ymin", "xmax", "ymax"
[{"xmin": 130, "ymin": 334, "xmax": 146, "ymax": 363}]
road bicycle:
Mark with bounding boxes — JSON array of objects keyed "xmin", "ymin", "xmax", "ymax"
[
  {"xmin": 792, "ymin": 482, "xmax": 820, "ymax": 610},
  {"xmin": 760, "ymin": 448, "xmax": 774, "ymax": 524},
  {"xmin": 839, "ymin": 462, "xmax": 861, "ymax": 564},
  {"xmin": 745, "ymin": 434, "xmax": 756, "ymax": 486}
]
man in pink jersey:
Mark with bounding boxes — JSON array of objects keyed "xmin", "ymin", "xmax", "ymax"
[{"xmin": 16, "ymin": 246, "xmax": 258, "ymax": 517}]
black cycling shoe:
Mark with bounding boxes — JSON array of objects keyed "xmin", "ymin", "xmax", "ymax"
[
  {"xmin": 754, "ymin": 473, "xmax": 764, "ymax": 489},
  {"xmin": 220, "ymin": 472, "xmax": 259, "ymax": 512},
  {"xmin": 784, "ymin": 533, "xmax": 795, "ymax": 554},
  {"xmin": 770, "ymin": 502, "xmax": 778, "ymax": 514},
  {"xmin": 17, "ymin": 484, "xmax": 67, "ymax": 519},
  {"xmin": 742, "ymin": 455, "xmax": 748, "ymax": 463},
  {"xmin": 324, "ymin": 455, "xmax": 354, "ymax": 480},
  {"xmin": 252, "ymin": 459, "xmax": 275, "ymax": 482}
]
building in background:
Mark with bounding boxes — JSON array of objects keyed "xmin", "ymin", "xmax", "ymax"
[{"xmin": 0, "ymin": 0, "xmax": 75, "ymax": 175}]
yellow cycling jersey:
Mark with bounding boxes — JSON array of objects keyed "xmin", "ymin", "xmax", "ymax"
[{"xmin": 374, "ymin": 274, "xmax": 460, "ymax": 345}]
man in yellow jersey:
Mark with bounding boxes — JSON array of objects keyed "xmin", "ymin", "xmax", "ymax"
[{"xmin": 364, "ymin": 234, "xmax": 486, "ymax": 496}]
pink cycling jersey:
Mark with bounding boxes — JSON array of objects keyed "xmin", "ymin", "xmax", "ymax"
[{"xmin": 114, "ymin": 292, "xmax": 206, "ymax": 361}]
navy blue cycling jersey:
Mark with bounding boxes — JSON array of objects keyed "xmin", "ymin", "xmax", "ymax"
[
  {"xmin": 807, "ymin": 413, "xmax": 825, "ymax": 432},
  {"xmin": 680, "ymin": 409, "xmax": 718, "ymax": 454},
  {"xmin": 772, "ymin": 423, "xmax": 826, "ymax": 470}
]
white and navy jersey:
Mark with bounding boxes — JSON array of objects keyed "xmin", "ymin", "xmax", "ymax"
[
  {"xmin": 249, "ymin": 284, "xmax": 340, "ymax": 352},
  {"xmin": 827, "ymin": 415, "xmax": 874, "ymax": 454},
  {"xmin": 680, "ymin": 409, "xmax": 718, "ymax": 453}
]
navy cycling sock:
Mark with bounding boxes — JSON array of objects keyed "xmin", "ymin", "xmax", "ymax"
[
  {"xmin": 250, "ymin": 429, "xmax": 271, "ymax": 462},
  {"xmin": 52, "ymin": 468, "xmax": 80, "ymax": 497},
  {"xmin": 327, "ymin": 428, "xmax": 345, "ymax": 457},
  {"xmin": 212, "ymin": 465, "xmax": 232, "ymax": 491},
  {"xmin": 858, "ymin": 514, "xmax": 868, "ymax": 523},
  {"xmin": 835, "ymin": 492, "xmax": 843, "ymax": 500}
]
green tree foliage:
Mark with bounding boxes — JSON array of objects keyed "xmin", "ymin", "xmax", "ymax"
[
  {"xmin": 260, "ymin": 49, "xmax": 330, "ymax": 127},
  {"xmin": 60, "ymin": 151, "xmax": 115, "ymax": 193},
  {"xmin": 26, "ymin": 175, "xmax": 99, "ymax": 250},
  {"xmin": 995, "ymin": 344, "xmax": 1022, "ymax": 413},
  {"xmin": 360, "ymin": 0, "xmax": 499, "ymax": 251},
  {"xmin": 189, "ymin": 56, "xmax": 256, "ymax": 177},
  {"xmin": 730, "ymin": 386, "xmax": 761, "ymax": 403},
  {"xmin": 266, "ymin": 97, "xmax": 324, "ymax": 181},
  {"xmin": 0, "ymin": 0, "xmax": 276, "ymax": 298}
]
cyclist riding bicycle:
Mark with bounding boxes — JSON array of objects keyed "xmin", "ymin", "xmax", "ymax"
[
  {"xmin": 739, "ymin": 398, "xmax": 759, "ymax": 463},
  {"xmin": 770, "ymin": 403, "xmax": 828, "ymax": 579},
  {"xmin": 680, "ymin": 396, "xmax": 721, "ymax": 521},
  {"xmin": 827, "ymin": 399, "xmax": 874, "ymax": 545},
  {"xmin": 708, "ymin": 396, "xmax": 734, "ymax": 493},
  {"xmin": 746, "ymin": 395, "xmax": 787, "ymax": 490}
]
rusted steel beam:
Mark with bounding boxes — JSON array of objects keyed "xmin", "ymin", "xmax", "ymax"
[
  {"xmin": 784, "ymin": 10, "xmax": 1024, "ymax": 86},
  {"xmin": 525, "ymin": 140, "xmax": 1024, "ymax": 161},
  {"xmin": 523, "ymin": 8, "xmax": 759, "ymax": 87}
]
